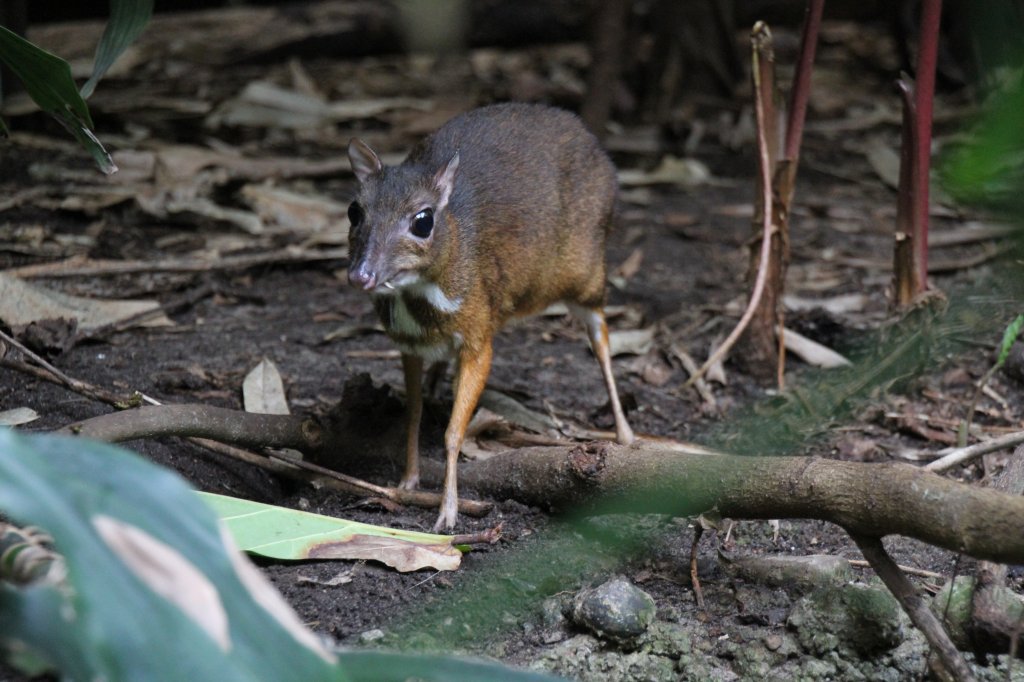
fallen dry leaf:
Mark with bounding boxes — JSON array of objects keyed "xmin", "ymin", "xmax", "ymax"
[
  {"xmin": 0, "ymin": 273, "xmax": 172, "ymax": 331},
  {"xmin": 618, "ymin": 156, "xmax": 712, "ymax": 188},
  {"xmin": 242, "ymin": 358, "xmax": 290, "ymax": 415},
  {"xmin": 609, "ymin": 327, "xmax": 655, "ymax": 357},
  {"xmin": 782, "ymin": 327, "xmax": 852, "ymax": 368}
]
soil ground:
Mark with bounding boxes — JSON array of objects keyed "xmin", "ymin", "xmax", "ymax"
[{"xmin": 2, "ymin": 6, "xmax": 1023, "ymax": 681}]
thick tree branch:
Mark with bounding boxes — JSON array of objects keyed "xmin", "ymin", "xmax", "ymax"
[
  {"xmin": 58, "ymin": 405, "xmax": 1024, "ymax": 566},
  {"xmin": 427, "ymin": 443, "xmax": 1024, "ymax": 565},
  {"xmin": 60, "ymin": 405, "xmax": 490, "ymax": 517}
]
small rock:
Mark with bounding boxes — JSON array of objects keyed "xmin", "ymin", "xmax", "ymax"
[
  {"xmin": 788, "ymin": 583, "xmax": 903, "ymax": 656},
  {"xmin": 764, "ymin": 634, "xmax": 784, "ymax": 651},
  {"xmin": 359, "ymin": 628, "xmax": 385, "ymax": 644},
  {"xmin": 572, "ymin": 576, "xmax": 656, "ymax": 643},
  {"xmin": 540, "ymin": 596, "xmax": 568, "ymax": 628}
]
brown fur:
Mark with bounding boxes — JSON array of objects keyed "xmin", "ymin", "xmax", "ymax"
[{"xmin": 347, "ymin": 103, "xmax": 630, "ymax": 530}]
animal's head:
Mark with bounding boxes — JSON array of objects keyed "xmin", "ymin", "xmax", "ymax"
[{"xmin": 346, "ymin": 138, "xmax": 459, "ymax": 294}]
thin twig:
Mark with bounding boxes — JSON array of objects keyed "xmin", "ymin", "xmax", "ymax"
[
  {"xmin": 847, "ymin": 559, "xmax": 944, "ymax": 580},
  {"xmin": 670, "ymin": 342, "xmax": 717, "ymax": 408},
  {"xmin": 852, "ymin": 534, "xmax": 976, "ymax": 682},
  {"xmin": 683, "ymin": 25, "xmax": 777, "ymax": 390},
  {"xmin": 926, "ymin": 429, "xmax": 1024, "ymax": 473},
  {"xmin": 689, "ymin": 524, "xmax": 706, "ymax": 610},
  {"xmin": 0, "ymin": 329, "xmax": 151, "ymax": 407},
  {"xmin": 264, "ymin": 450, "xmax": 491, "ymax": 517},
  {"xmin": 450, "ymin": 522, "xmax": 504, "ymax": 546}
]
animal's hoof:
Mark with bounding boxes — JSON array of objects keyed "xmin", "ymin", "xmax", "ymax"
[{"xmin": 432, "ymin": 507, "xmax": 458, "ymax": 533}]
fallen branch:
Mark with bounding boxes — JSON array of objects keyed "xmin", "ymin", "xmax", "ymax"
[
  {"xmin": 4, "ymin": 247, "xmax": 348, "ymax": 279},
  {"xmin": 53, "ymin": 405, "xmax": 1024, "ymax": 566},
  {"xmin": 0, "ymin": 329, "xmax": 150, "ymax": 408},
  {"xmin": 59, "ymin": 405, "xmax": 490, "ymax": 517},
  {"xmin": 853, "ymin": 534, "xmax": 975, "ymax": 682},
  {"xmin": 925, "ymin": 429, "xmax": 1024, "ymax": 473}
]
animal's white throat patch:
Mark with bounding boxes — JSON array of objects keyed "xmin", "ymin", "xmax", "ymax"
[{"xmin": 417, "ymin": 282, "xmax": 462, "ymax": 313}]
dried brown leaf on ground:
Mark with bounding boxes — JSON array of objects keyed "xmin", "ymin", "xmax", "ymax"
[{"xmin": 0, "ymin": 273, "xmax": 172, "ymax": 331}]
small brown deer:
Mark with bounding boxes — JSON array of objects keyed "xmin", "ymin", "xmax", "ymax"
[{"xmin": 347, "ymin": 102, "xmax": 633, "ymax": 531}]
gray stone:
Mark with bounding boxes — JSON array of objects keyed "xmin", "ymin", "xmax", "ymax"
[
  {"xmin": 358, "ymin": 628, "xmax": 385, "ymax": 644},
  {"xmin": 572, "ymin": 576, "xmax": 657, "ymax": 643},
  {"xmin": 788, "ymin": 582, "xmax": 904, "ymax": 657}
]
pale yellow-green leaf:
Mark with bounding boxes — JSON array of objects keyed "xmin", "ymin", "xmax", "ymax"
[{"xmin": 198, "ymin": 492, "xmax": 462, "ymax": 572}]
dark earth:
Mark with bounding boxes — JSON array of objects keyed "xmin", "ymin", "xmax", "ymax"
[{"xmin": 2, "ymin": 4, "xmax": 1024, "ymax": 680}]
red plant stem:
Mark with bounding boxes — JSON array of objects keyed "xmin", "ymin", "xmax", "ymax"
[
  {"xmin": 784, "ymin": 0, "xmax": 824, "ymax": 164},
  {"xmin": 913, "ymin": 0, "xmax": 942, "ymax": 292}
]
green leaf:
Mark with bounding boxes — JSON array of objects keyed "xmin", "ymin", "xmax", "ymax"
[
  {"xmin": 80, "ymin": 0, "xmax": 153, "ymax": 99},
  {"xmin": 198, "ymin": 492, "xmax": 462, "ymax": 572},
  {"xmin": 996, "ymin": 314, "xmax": 1024, "ymax": 368},
  {"xmin": 0, "ymin": 26, "xmax": 91, "ymax": 126},
  {"xmin": 0, "ymin": 430, "xmax": 343, "ymax": 681},
  {"xmin": 0, "ymin": 26, "xmax": 115, "ymax": 174},
  {"xmin": 0, "ymin": 432, "xmax": 566, "ymax": 681}
]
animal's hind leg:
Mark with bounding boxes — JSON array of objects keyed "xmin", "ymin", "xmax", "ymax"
[{"xmin": 570, "ymin": 304, "xmax": 635, "ymax": 445}]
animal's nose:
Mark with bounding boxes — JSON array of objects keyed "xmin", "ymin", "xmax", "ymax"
[{"xmin": 348, "ymin": 262, "xmax": 378, "ymax": 290}]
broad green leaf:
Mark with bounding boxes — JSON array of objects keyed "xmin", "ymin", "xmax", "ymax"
[
  {"xmin": 0, "ymin": 26, "xmax": 115, "ymax": 173},
  {"xmin": 80, "ymin": 0, "xmax": 153, "ymax": 99},
  {"xmin": 0, "ymin": 430, "xmax": 343, "ymax": 681},
  {"xmin": 0, "ymin": 26, "xmax": 91, "ymax": 126},
  {"xmin": 198, "ymin": 492, "xmax": 462, "ymax": 572},
  {"xmin": 0, "ymin": 432, "xmax": 564, "ymax": 681}
]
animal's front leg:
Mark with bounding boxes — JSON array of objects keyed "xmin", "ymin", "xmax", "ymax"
[
  {"xmin": 434, "ymin": 340, "xmax": 493, "ymax": 532},
  {"xmin": 399, "ymin": 352, "xmax": 424, "ymax": 490}
]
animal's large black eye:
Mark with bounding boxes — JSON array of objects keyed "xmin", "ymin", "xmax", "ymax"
[
  {"xmin": 411, "ymin": 208, "xmax": 433, "ymax": 238},
  {"xmin": 348, "ymin": 202, "xmax": 363, "ymax": 227}
]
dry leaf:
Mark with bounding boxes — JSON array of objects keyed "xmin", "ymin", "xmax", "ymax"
[
  {"xmin": 242, "ymin": 358, "xmax": 290, "ymax": 415},
  {"xmin": 608, "ymin": 327, "xmax": 655, "ymax": 357},
  {"xmin": 864, "ymin": 136, "xmax": 900, "ymax": 189},
  {"xmin": 783, "ymin": 293, "xmax": 869, "ymax": 315},
  {"xmin": 782, "ymin": 327, "xmax": 852, "ymax": 368},
  {"xmin": 0, "ymin": 273, "xmax": 172, "ymax": 331},
  {"xmin": 240, "ymin": 183, "xmax": 349, "ymax": 240},
  {"xmin": 0, "ymin": 407, "xmax": 40, "ymax": 426},
  {"xmin": 618, "ymin": 156, "xmax": 712, "ymax": 188},
  {"xmin": 478, "ymin": 389, "xmax": 560, "ymax": 436}
]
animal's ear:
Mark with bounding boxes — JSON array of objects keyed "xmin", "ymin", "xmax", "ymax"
[
  {"xmin": 348, "ymin": 138, "xmax": 383, "ymax": 184},
  {"xmin": 433, "ymin": 151, "xmax": 459, "ymax": 213}
]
